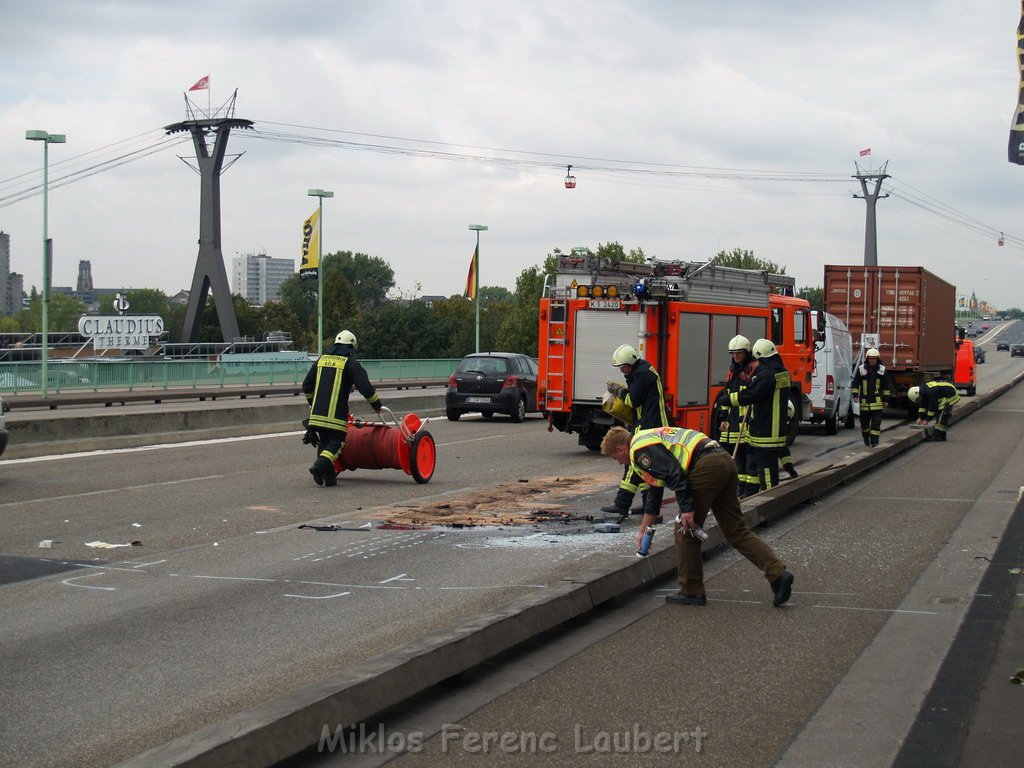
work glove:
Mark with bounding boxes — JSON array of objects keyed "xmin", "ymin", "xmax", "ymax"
[
  {"xmin": 606, "ymin": 380, "xmax": 626, "ymax": 399},
  {"xmin": 372, "ymin": 399, "xmax": 385, "ymax": 412},
  {"xmin": 300, "ymin": 419, "xmax": 318, "ymax": 445}
]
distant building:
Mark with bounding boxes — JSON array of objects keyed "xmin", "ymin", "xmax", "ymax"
[
  {"xmin": 77, "ymin": 260, "xmax": 94, "ymax": 294},
  {"xmin": 231, "ymin": 251, "xmax": 295, "ymax": 305},
  {"xmin": 0, "ymin": 231, "xmax": 13, "ymax": 316}
]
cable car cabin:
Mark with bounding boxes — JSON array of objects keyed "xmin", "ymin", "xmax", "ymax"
[{"xmin": 538, "ymin": 256, "xmax": 813, "ymax": 450}]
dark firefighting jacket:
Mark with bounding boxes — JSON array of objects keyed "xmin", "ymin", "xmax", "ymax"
[
  {"xmin": 918, "ymin": 380, "xmax": 960, "ymax": 419},
  {"xmin": 302, "ymin": 342, "xmax": 381, "ymax": 432},
  {"xmin": 852, "ymin": 362, "xmax": 889, "ymax": 411},
  {"xmin": 730, "ymin": 354, "xmax": 790, "ymax": 449},
  {"xmin": 623, "ymin": 358, "xmax": 670, "ymax": 432},
  {"xmin": 717, "ymin": 354, "xmax": 754, "ymax": 443}
]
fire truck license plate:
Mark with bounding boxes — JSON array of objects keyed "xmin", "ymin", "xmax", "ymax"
[
  {"xmin": 466, "ymin": 397, "xmax": 491, "ymax": 404},
  {"xmin": 588, "ymin": 300, "xmax": 621, "ymax": 309}
]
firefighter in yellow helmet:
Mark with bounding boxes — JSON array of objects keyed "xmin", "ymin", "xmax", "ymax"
[
  {"xmin": 601, "ymin": 344, "xmax": 670, "ymax": 517},
  {"xmin": 730, "ymin": 338, "xmax": 792, "ymax": 492},
  {"xmin": 852, "ymin": 347, "xmax": 889, "ymax": 447},
  {"xmin": 600, "ymin": 425, "xmax": 794, "ymax": 607},
  {"xmin": 302, "ymin": 330, "xmax": 383, "ymax": 486},
  {"xmin": 908, "ymin": 380, "xmax": 959, "ymax": 441}
]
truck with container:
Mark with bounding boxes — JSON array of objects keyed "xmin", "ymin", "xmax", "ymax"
[
  {"xmin": 538, "ymin": 253, "xmax": 815, "ymax": 450},
  {"xmin": 823, "ymin": 265, "xmax": 956, "ymax": 411}
]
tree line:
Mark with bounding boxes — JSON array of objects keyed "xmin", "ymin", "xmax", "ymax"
[{"xmin": 4, "ymin": 245, "xmax": 1007, "ymax": 357}]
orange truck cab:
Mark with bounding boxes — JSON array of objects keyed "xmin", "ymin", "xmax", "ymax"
[{"xmin": 954, "ymin": 338, "xmax": 977, "ymax": 396}]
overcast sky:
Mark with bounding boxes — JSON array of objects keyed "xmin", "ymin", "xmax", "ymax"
[{"xmin": 2, "ymin": 1, "xmax": 1023, "ymax": 309}]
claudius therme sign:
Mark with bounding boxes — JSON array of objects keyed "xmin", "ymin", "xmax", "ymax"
[{"xmin": 78, "ymin": 316, "xmax": 164, "ymax": 350}]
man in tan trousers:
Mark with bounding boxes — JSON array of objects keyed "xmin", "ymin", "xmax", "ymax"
[{"xmin": 601, "ymin": 425, "xmax": 794, "ymax": 606}]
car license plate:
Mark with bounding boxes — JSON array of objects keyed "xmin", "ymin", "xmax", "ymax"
[
  {"xmin": 588, "ymin": 300, "xmax": 621, "ymax": 309},
  {"xmin": 466, "ymin": 396, "xmax": 491, "ymax": 404}
]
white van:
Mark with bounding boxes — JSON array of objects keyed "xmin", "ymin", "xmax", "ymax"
[{"xmin": 807, "ymin": 311, "xmax": 854, "ymax": 434}]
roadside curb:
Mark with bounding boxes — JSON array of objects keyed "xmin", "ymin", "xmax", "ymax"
[{"xmin": 113, "ymin": 372, "xmax": 1024, "ymax": 768}]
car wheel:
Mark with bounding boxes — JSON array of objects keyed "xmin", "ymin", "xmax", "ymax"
[
  {"xmin": 509, "ymin": 396, "xmax": 526, "ymax": 423},
  {"xmin": 446, "ymin": 408, "xmax": 461, "ymax": 422},
  {"xmin": 843, "ymin": 403, "xmax": 855, "ymax": 429},
  {"xmin": 480, "ymin": 411, "xmax": 494, "ymax": 419}
]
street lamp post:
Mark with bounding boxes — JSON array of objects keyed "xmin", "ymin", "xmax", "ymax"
[
  {"xmin": 307, "ymin": 188, "xmax": 334, "ymax": 356},
  {"xmin": 25, "ymin": 129, "xmax": 66, "ymax": 399},
  {"xmin": 468, "ymin": 224, "xmax": 488, "ymax": 353}
]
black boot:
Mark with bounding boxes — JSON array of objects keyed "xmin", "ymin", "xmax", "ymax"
[
  {"xmin": 310, "ymin": 456, "xmax": 334, "ymax": 486},
  {"xmin": 783, "ymin": 463, "xmax": 798, "ymax": 479},
  {"xmin": 600, "ymin": 488, "xmax": 633, "ymax": 517}
]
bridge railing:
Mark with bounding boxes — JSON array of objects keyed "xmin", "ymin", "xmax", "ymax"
[{"xmin": 0, "ymin": 359, "xmax": 461, "ymax": 395}]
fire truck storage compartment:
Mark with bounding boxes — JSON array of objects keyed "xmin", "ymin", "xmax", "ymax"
[
  {"xmin": 675, "ymin": 312, "xmax": 768, "ymax": 408},
  {"xmin": 572, "ymin": 310, "xmax": 641, "ymax": 401}
]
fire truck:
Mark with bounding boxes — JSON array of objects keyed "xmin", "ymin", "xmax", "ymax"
[{"xmin": 538, "ymin": 253, "xmax": 815, "ymax": 450}]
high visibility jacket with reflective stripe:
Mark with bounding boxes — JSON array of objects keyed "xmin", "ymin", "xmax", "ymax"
[
  {"xmin": 852, "ymin": 363, "xmax": 889, "ymax": 411},
  {"xmin": 919, "ymin": 380, "xmax": 960, "ymax": 419},
  {"xmin": 718, "ymin": 358, "xmax": 753, "ymax": 443},
  {"xmin": 302, "ymin": 344, "xmax": 380, "ymax": 432},
  {"xmin": 730, "ymin": 356, "xmax": 790, "ymax": 449},
  {"xmin": 629, "ymin": 427, "xmax": 706, "ymax": 487}
]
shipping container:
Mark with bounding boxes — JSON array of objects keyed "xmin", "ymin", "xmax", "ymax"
[{"xmin": 823, "ymin": 265, "xmax": 956, "ymax": 403}]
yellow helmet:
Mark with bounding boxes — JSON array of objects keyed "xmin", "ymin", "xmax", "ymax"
[
  {"xmin": 728, "ymin": 335, "xmax": 752, "ymax": 352},
  {"xmin": 335, "ymin": 330, "xmax": 357, "ymax": 347},
  {"xmin": 612, "ymin": 344, "xmax": 640, "ymax": 366},
  {"xmin": 752, "ymin": 338, "xmax": 778, "ymax": 359},
  {"xmin": 907, "ymin": 386, "xmax": 921, "ymax": 403}
]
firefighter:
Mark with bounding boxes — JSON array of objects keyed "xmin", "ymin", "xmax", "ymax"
[
  {"xmin": 852, "ymin": 348, "xmax": 889, "ymax": 447},
  {"xmin": 730, "ymin": 338, "xmax": 790, "ymax": 492},
  {"xmin": 908, "ymin": 381, "xmax": 960, "ymax": 441},
  {"xmin": 715, "ymin": 335, "xmax": 759, "ymax": 497},
  {"xmin": 600, "ymin": 425, "xmax": 794, "ymax": 607},
  {"xmin": 601, "ymin": 344, "xmax": 670, "ymax": 518},
  {"xmin": 302, "ymin": 330, "xmax": 384, "ymax": 486}
]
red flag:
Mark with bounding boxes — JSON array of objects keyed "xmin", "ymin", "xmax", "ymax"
[
  {"xmin": 188, "ymin": 75, "xmax": 210, "ymax": 92},
  {"xmin": 464, "ymin": 245, "xmax": 478, "ymax": 300},
  {"xmin": 859, "ymin": 147, "xmax": 871, "ymax": 157}
]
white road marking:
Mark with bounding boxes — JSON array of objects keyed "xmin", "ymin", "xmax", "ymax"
[
  {"xmin": 0, "ymin": 475, "xmax": 227, "ymax": 508},
  {"xmin": 283, "ymin": 590, "xmax": 351, "ymax": 600},
  {"xmin": 61, "ymin": 572, "xmax": 116, "ymax": 591},
  {"xmin": 811, "ymin": 603, "xmax": 943, "ymax": 616},
  {"xmin": 380, "ymin": 573, "xmax": 415, "ymax": 584}
]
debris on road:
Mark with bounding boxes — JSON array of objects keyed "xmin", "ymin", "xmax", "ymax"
[{"xmin": 85, "ymin": 540, "xmax": 142, "ymax": 548}]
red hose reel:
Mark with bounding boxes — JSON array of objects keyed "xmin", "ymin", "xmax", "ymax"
[{"xmin": 334, "ymin": 408, "xmax": 437, "ymax": 484}]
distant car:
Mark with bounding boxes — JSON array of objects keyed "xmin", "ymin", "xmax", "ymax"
[
  {"xmin": 997, "ymin": 341, "xmax": 1010, "ymax": 351},
  {"xmin": 975, "ymin": 348, "xmax": 986, "ymax": 364},
  {"xmin": 982, "ymin": 315, "xmax": 991, "ymax": 321},
  {"xmin": 0, "ymin": 394, "xmax": 8, "ymax": 458},
  {"xmin": 1012, "ymin": 344, "xmax": 1024, "ymax": 358},
  {"xmin": 981, "ymin": 323, "xmax": 990, "ymax": 330},
  {"xmin": 445, "ymin": 352, "xmax": 539, "ymax": 422}
]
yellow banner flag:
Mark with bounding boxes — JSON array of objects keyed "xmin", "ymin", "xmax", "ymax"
[{"xmin": 299, "ymin": 208, "xmax": 320, "ymax": 280}]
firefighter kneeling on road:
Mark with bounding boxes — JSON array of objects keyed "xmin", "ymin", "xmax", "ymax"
[
  {"xmin": 908, "ymin": 381, "xmax": 960, "ymax": 442},
  {"xmin": 600, "ymin": 425, "xmax": 794, "ymax": 607},
  {"xmin": 730, "ymin": 338, "xmax": 791, "ymax": 492},
  {"xmin": 302, "ymin": 330, "xmax": 384, "ymax": 486}
]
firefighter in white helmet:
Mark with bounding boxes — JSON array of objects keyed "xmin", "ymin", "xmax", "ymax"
[
  {"xmin": 601, "ymin": 344, "xmax": 670, "ymax": 517},
  {"xmin": 908, "ymin": 380, "xmax": 960, "ymax": 441},
  {"xmin": 852, "ymin": 347, "xmax": 889, "ymax": 447},
  {"xmin": 302, "ymin": 330, "xmax": 384, "ymax": 486},
  {"xmin": 729, "ymin": 338, "xmax": 792, "ymax": 491},
  {"xmin": 715, "ymin": 335, "xmax": 759, "ymax": 496}
]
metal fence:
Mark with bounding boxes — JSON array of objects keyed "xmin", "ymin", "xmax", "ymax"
[{"xmin": 0, "ymin": 358, "xmax": 461, "ymax": 394}]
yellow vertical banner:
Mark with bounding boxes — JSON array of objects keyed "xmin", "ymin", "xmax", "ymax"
[
  {"xmin": 1009, "ymin": 1, "xmax": 1024, "ymax": 164},
  {"xmin": 299, "ymin": 208, "xmax": 320, "ymax": 280}
]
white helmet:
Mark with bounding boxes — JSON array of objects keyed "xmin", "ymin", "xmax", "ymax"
[
  {"xmin": 907, "ymin": 386, "xmax": 921, "ymax": 403},
  {"xmin": 866, "ymin": 348, "xmax": 880, "ymax": 358},
  {"xmin": 335, "ymin": 330, "xmax": 357, "ymax": 347},
  {"xmin": 728, "ymin": 335, "xmax": 752, "ymax": 353},
  {"xmin": 612, "ymin": 344, "xmax": 640, "ymax": 366},
  {"xmin": 752, "ymin": 338, "xmax": 778, "ymax": 359}
]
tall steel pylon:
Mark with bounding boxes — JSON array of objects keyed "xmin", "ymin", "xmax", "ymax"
[
  {"xmin": 165, "ymin": 90, "xmax": 253, "ymax": 343},
  {"xmin": 853, "ymin": 160, "xmax": 890, "ymax": 267}
]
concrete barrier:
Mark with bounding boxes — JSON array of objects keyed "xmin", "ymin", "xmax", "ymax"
[
  {"xmin": 108, "ymin": 371, "xmax": 1023, "ymax": 767},
  {"xmin": 4, "ymin": 389, "xmax": 447, "ymax": 459}
]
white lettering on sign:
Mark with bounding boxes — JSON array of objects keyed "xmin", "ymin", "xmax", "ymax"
[{"xmin": 78, "ymin": 315, "xmax": 164, "ymax": 350}]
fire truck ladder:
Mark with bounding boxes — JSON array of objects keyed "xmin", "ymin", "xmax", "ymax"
[{"xmin": 545, "ymin": 297, "xmax": 567, "ymax": 407}]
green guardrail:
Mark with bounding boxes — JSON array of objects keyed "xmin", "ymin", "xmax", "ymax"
[{"xmin": 0, "ymin": 358, "xmax": 461, "ymax": 395}]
